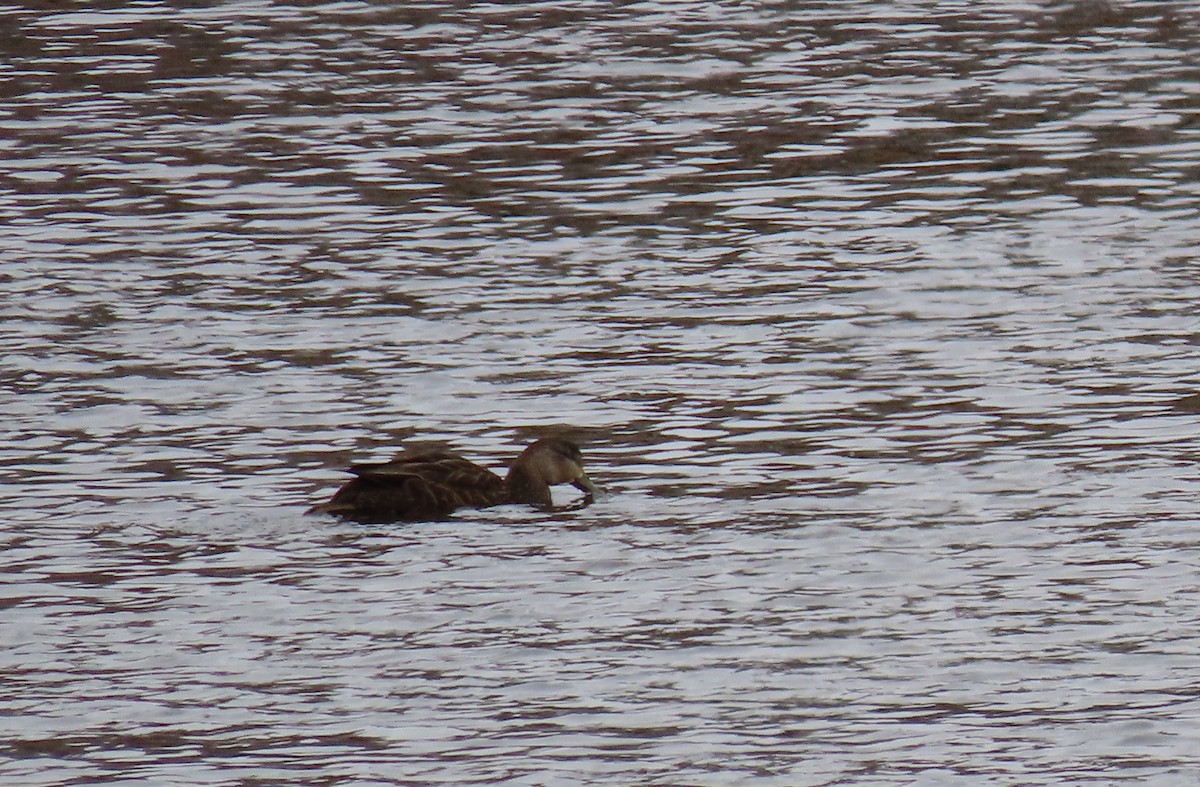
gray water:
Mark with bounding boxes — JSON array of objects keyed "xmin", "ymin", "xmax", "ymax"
[{"xmin": 5, "ymin": 1, "xmax": 1200, "ymax": 784}]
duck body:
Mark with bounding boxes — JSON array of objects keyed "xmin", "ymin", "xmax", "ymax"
[{"xmin": 309, "ymin": 437, "xmax": 597, "ymax": 523}]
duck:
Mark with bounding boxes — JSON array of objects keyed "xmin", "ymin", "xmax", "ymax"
[{"xmin": 308, "ymin": 437, "xmax": 598, "ymax": 522}]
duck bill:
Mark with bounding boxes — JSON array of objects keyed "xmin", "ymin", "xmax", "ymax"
[{"xmin": 571, "ymin": 471, "xmax": 600, "ymax": 497}]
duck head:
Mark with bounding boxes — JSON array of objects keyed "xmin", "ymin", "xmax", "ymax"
[{"xmin": 505, "ymin": 437, "xmax": 599, "ymax": 506}]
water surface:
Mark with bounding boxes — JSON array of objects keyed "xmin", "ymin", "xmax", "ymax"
[{"xmin": 4, "ymin": 1, "xmax": 1200, "ymax": 784}]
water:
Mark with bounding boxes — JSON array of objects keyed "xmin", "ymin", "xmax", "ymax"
[{"xmin": 4, "ymin": 1, "xmax": 1200, "ymax": 783}]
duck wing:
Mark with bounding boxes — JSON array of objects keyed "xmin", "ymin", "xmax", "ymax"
[{"xmin": 316, "ymin": 451, "xmax": 506, "ymax": 522}]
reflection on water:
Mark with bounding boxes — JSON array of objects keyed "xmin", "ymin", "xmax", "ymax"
[{"xmin": 5, "ymin": 1, "xmax": 1200, "ymax": 783}]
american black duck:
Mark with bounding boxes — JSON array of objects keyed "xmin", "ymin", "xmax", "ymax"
[{"xmin": 308, "ymin": 437, "xmax": 598, "ymax": 522}]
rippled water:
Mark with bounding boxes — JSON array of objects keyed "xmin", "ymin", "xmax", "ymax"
[{"xmin": 5, "ymin": 1, "xmax": 1200, "ymax": 783}]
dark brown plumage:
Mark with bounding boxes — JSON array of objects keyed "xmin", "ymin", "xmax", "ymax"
[{"xmin": 308, "ymin": 437, "xmax": 598, "ymax": 522}]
